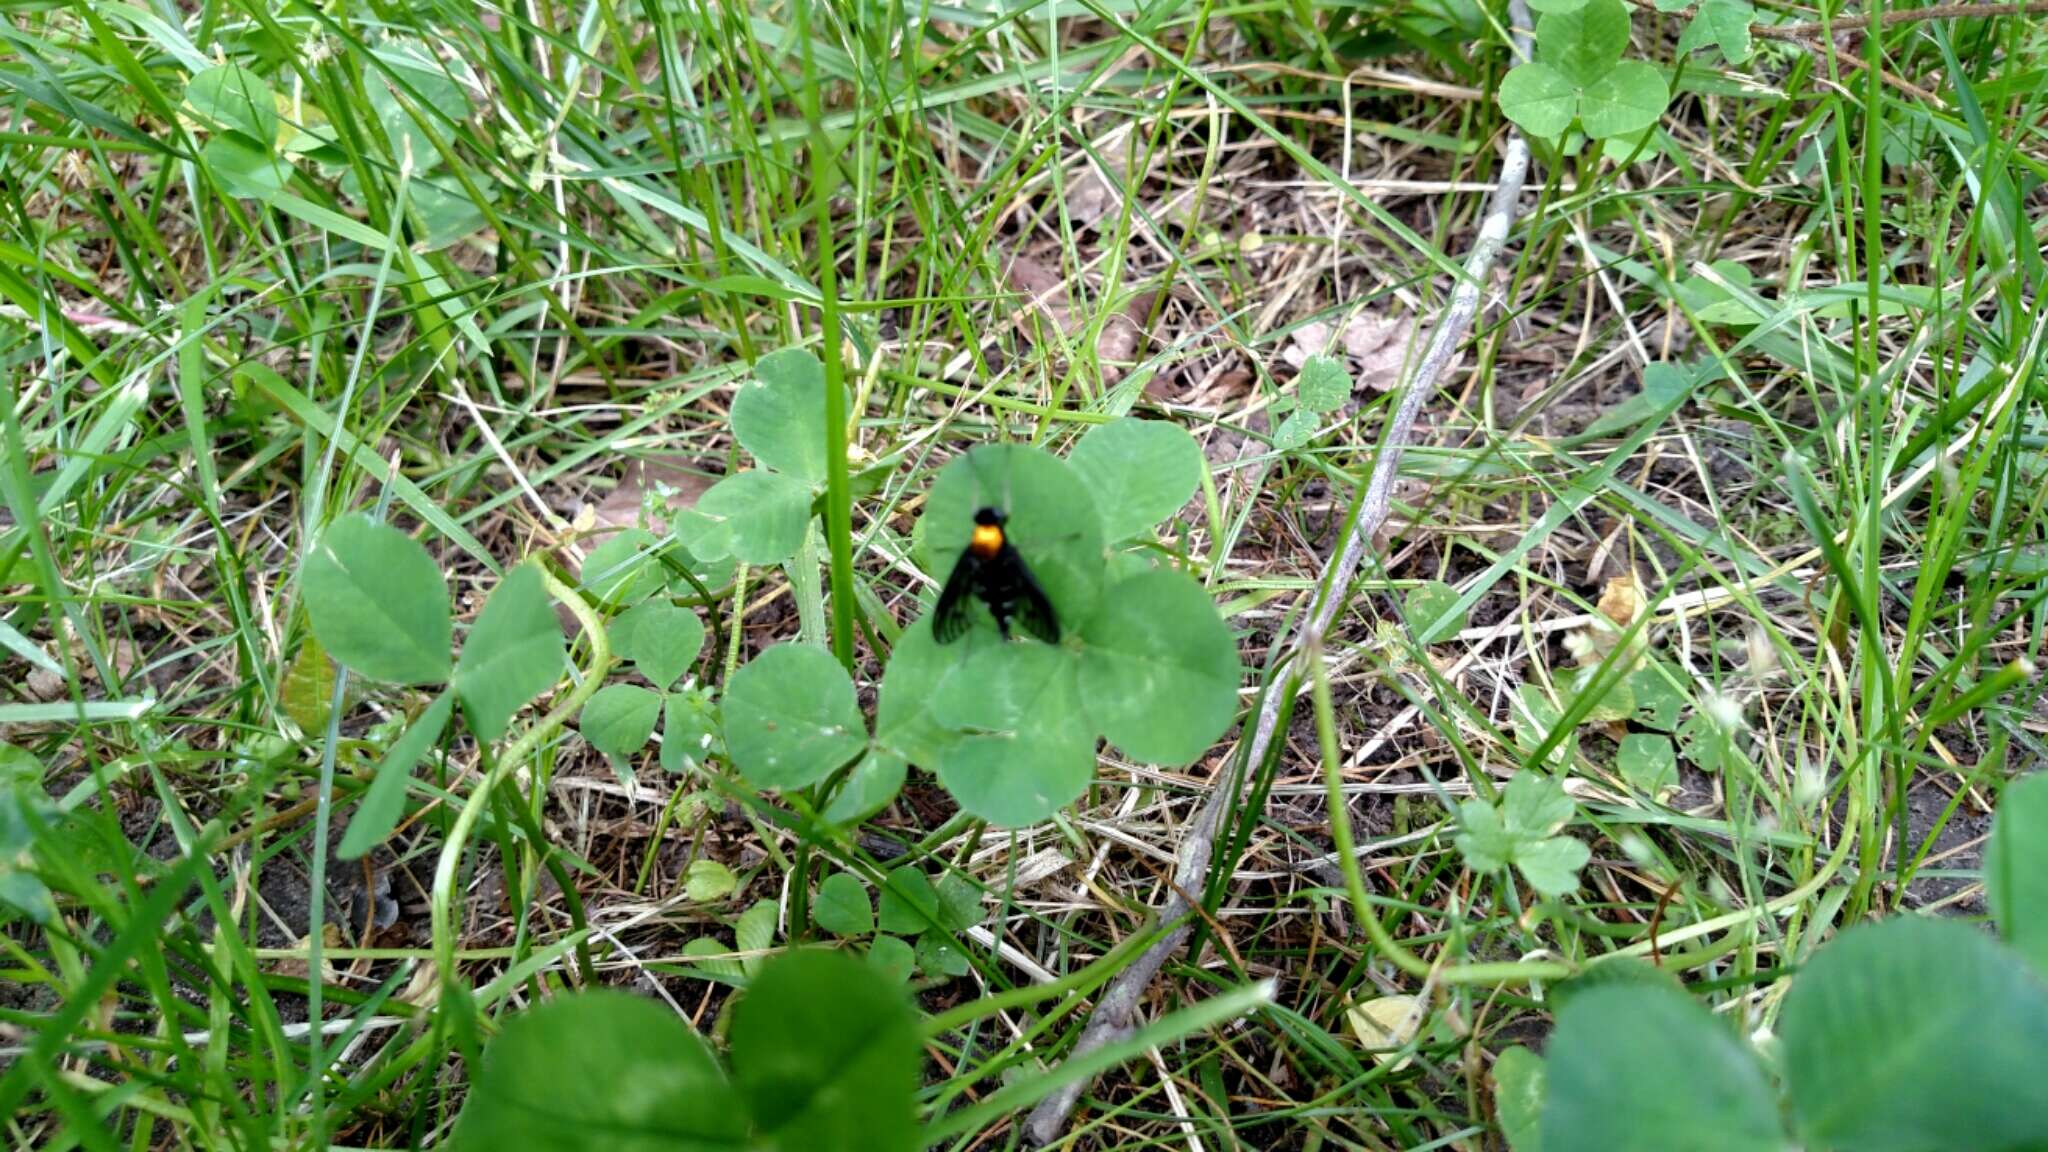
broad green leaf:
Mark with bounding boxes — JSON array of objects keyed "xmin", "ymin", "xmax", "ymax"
[
  {"xmin": 1617, "ymin": 733, "xmax": 1678, "ymax": 797},
  {"xmin": 685, "ymin": 860, "xmax": 739, "ymax": 903},
  {"xmin": 202, "ymin": 135, "xmax": 292, "ymax": 202},
  {"xmin": 1404, "ymin": 580, "xmax": 1468, "ymax": 644},
  {"xmin": 696, "ymin": 471, "xmax": 813, "ymax": 566},
  {"xmin": 1628, "ymin": 662, "xmax": 1687, "ymax": 731},
  {"xmin": 281, "ymin": 631, "xmax": 335, "ymax": 736},
  {"xmin": 1541, "ymin": 984, "xmax": 1782, "ymax": 1152},
  {"xmin": 1988, "ymin": 773, "xmax": 2048, "ymax": 973},
  {"xmin": 612, "ymin": 599, "xmax": 705, "ymax": 690},
  {"xmin": 1272, "ymin": 410, "xmax": 1320, "ymax": 451},
  {"xmin": 681, "ymin": 937, "xmax": 746, "ymax": 983},
  {"xmin": 1565, "ymin": 664, "xmax": 1635, "ymax": 724},
  {"xmin": 728, "ymin": 950, "xmax": 921, "ymax": 1152},
  {"xmin": 1077, "ymin": 568, "xmax": 1241, "ymax": 766},
  {"xmin": 669, "ymin": 511, "xmax": 742, "ymax": 589},
  {"xmin": 935, "ymin": 642, "xmax": 1097, "ymax": 825},
  {"xmin": 877, "ymin": 868, "xmax": 942, "ymax": 934},
  {"xmin": 183, "ymin": 63, "xmax": 278, "ymax": 143},
  {"xmin": 734, "ymin": 900, "xmax": 777, "ymax": 978},
  {"xmin": 1780, "ymin": 916, "xmax": 2048, "ymax": 1151},
  {"xmin": 873, "ymin": 619, "xmax": 969, "ymax": 768},
  {"xmin": 814, "ymin": 873, "xmax": 875, "ymax": 937},
  {"xmin": 1498, "ymin": 63, "xmax": 1578, "ymax": 138},
  {"xmin": 660, "ymin": 688, "xmax": 721, "ymax": 773},
  {"xmin": 364, "ymin": 44, "xmax": 470, "ymax": 171},
  {"xmin": 1494, "ymin": 1046, "xmax": 1545, "ymax": 1152},
  {"xmin": 732, "ymin": 348, "xmax": 831, "ymax": 484},
  {"xmin": 1455, "ymin": 799, "xmax": 1514, "ymax": 872},
  {"xmin": 409, "ymin": 177, "xmax": 488, "ymax": 250},
  {"xmin": 1700, "ymin": 0, "xmax": 1755, "ymax": 62},
  {"xmin": 1550, "ymin": 955, "xmax": 1683, "ymax": 1012},
  {"xmin": 454, "ymin": 564, "xmax": 564, "ymax": 743},
  {"xmin": 1503, "ymin": 772, "xmax": 1574, "ymax": 837},
  {"xmin": 1525, "ymin": 0, "xmax": 1588, "ymax": 10},
  {"xmin": 1296, "ymin": 355, "xmax": 1351, "ymax": 412},
  {"xmin": 866, "ymin": 935, "xmax": 916, "ymax": 983},
  {"xmin": 1578, "ymin": 61, "xmax": 1669, "ymax": 140},
  {"xmin": 1514, "ymin": 836, "xmax": 1591, "ymax": 898},
  {"xmin": 915, "ymin": 931, "xmax": 971, "ymax": 978},
  {"xmin": 1066, "ymin": 418, "xmax": 1205, "ymax": 543},
  {"xmin": 924, "ymin": 444, "xmax": 1106, "ymax": 637},
  {"xmin": 452, "ymin": 990, "xmax": 744, "ymax": 1151},
  {"xmin": 1677, "ymin": 709, "xmax": 1732, "ymax": 773},
  {"xmin": 822, "ymin": 751, "xmax": 906, "ymax": 825},
  {"xmin": 580, "ymin": 528, "xmax": 665, "ymax": 608},
  {"xmin": 302, "ymin": 513, "xmax": 452, "ymax": 685},
  {"xmin": 580, "ymin": 684, "xmax": 663, "ymax": 762},
  {"xmin": 1536, "ymin": 0, "xmax": 1630, "ymax": 86},
  {"xmin": 1583, "ymin": 363, "xmax": 1698, "ymax": 440},
  {"xmin": 339, "ymin": 692, "xmax": 452, "ymax": 859},
  {"xmin": 722, "ymin": 644, "xmax": 866, "ymax": 790},
  {"xmin": 1682, "ymin": 262, "xmax": 1763, "ymax": 327},
  {"xmin": 935, "ymin": 873, "xmax": 985, "ymax": 932},
  {"xmin": 1503, "ymin": 0, "xmax": 1665, "ymax": 140}
]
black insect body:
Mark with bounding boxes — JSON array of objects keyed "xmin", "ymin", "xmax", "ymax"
[{"xmin": 933, "ymin": 507, "xmax": 1060, "ymax": 644}]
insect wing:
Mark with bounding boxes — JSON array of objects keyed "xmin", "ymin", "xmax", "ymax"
[
  {"xmin": 1005, "ymin": 544, "xmax": 1061, "ymax": 645},
  {"xmin": 932, "ymin": 550, "xmax": 980, "ymax": 643}
]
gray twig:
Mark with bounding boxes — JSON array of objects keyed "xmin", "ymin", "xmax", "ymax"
[{"xmin": 1023, "ymin": 6, "xmax": 1538, "ymax": 1141}]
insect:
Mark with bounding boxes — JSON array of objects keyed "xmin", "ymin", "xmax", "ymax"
[{"xmin": 933, "ymin": 506, "xmax": 1060, "ymax": 644}]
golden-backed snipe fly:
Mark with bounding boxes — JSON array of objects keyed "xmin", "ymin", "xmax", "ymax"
[{"xmin": 933, "ymin": 507, "xmax": 1059, "ymax": 644}]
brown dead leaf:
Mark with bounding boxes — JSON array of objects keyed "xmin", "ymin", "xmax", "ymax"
[
  {"xmin": 271, "ymin": 923, "xmax": 344, "ymax": 982},
  {"xmin": 1002, "ymin": 255, "xmax": 1154, "ymax": 382},
  {"xmin": 1565, "ymin": 572, "xmax": 1649, "ymax": 668},
  {"xmin": 1597, "ymin": 572, "xmax": 1642, "ymax": 628},
  {"xmin": 588, "ymin": 457, "xmax": 714, "ymax": 538},
  {"xmin": 1281, "ymin": 309, "xmax": 1424, "ymax": 393}
]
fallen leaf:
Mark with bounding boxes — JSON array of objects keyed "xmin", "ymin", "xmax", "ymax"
[
  {"xmin": 1281, "ymin": 309, "xmax": 1424, "ymax": 392},
  {"xmin": 1347, "ymin": 993, "xmax": 1427, "ymax": 1070},
  {"xmin": 271, "ymin": 923, "xmax": 344, "ymax": 982},
  {"xmin": 588, "ymin": 457, "xmax": 714, "ymax": 538},
  {"xmin": 1002, "ymin": 254, "xmax": 1154, "ymax": 382},
  {"xmin": 1564, "ymin": 572, "xmax": 1651, "ymax": 669}
]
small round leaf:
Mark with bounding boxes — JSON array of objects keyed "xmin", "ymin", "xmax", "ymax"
[
  {"xmin": 1076, "ymin": 568, "xmax": 1241, "ymax": 766},
  {"xmin": 302, "ymin": 513, "xmax": 451, "ymax": 685},
  {"xmin": 184, "ymin": 63, "xmax": 279, "ymax": 144},
  {"xmin": 1403, "ymin": 580, "xmax": 1468, "ymax": 644},
  {"xmin": 581, "ymin": 529, "xmax": 666, "ymax": 608},
  {"xmin": 732, "ymin": 348, "xmax": 832, "ymax": 484},
  {"xmin": 873, "ymin": 618, "xmax": 969, "ymax": 769},
  {"xmin": 612, "ymin": 600, "xmax": 705, "ymax": 691},
  {"xmin": 201, "ymin": 135, "xmax": 293, "ymax": 203},
  {"xmin": 659, "ymin": 687, "xmax": 721, "ymax": 773},
  {"xmin": 580, "ymin": 684, "xmax": 663, "ymax": 762},
  {"xmin": 934, "ymin": 642, "xmax": 1097, "ymax": 825},
  {"xmin": 1498, "ymin": 62, "xmax": 1579, "ymax": 139},
  {"xmin": 1780, "ymin": 917, "xmax": 2048, "ymax": 1151},
  {"xmin": 1067, "ymin": 418, "xmax": 1205, "ymax": 543},
  {"xmin": 729, "ymin": 949, "xmax": 921, "ymax": 1152},
  {"xmin": 1988, "ymin": 772, "xmax": 2048, "ymax": 973},
  {"xmin": 722, "ymin": 644, "xmax": 867, "ymax": 790},
  {"xmin": 1541, "ymin": 984, "xmax": 1782, "ymax": 1151},
  {"xmin": 453, "ymin": 990, "xmax": 744, "ymax": 1151},
  {"xmin": 1578, "ymin": 61, "xmax": 1669, "ymax": 140},
  {"xmin": 1537, "ymin": 0, "xmax": 1632, "ymax": 85},
  {"xmin": 696, "ymin": 471, "xmax": 814, "ymax": 566},
  {"xmin": 454, "ymin": 563, "xmax": 565, "ymax": 742},
  {"xmin": 813, "ymin": 873, "xmax": 874, "ymax": 937}
]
